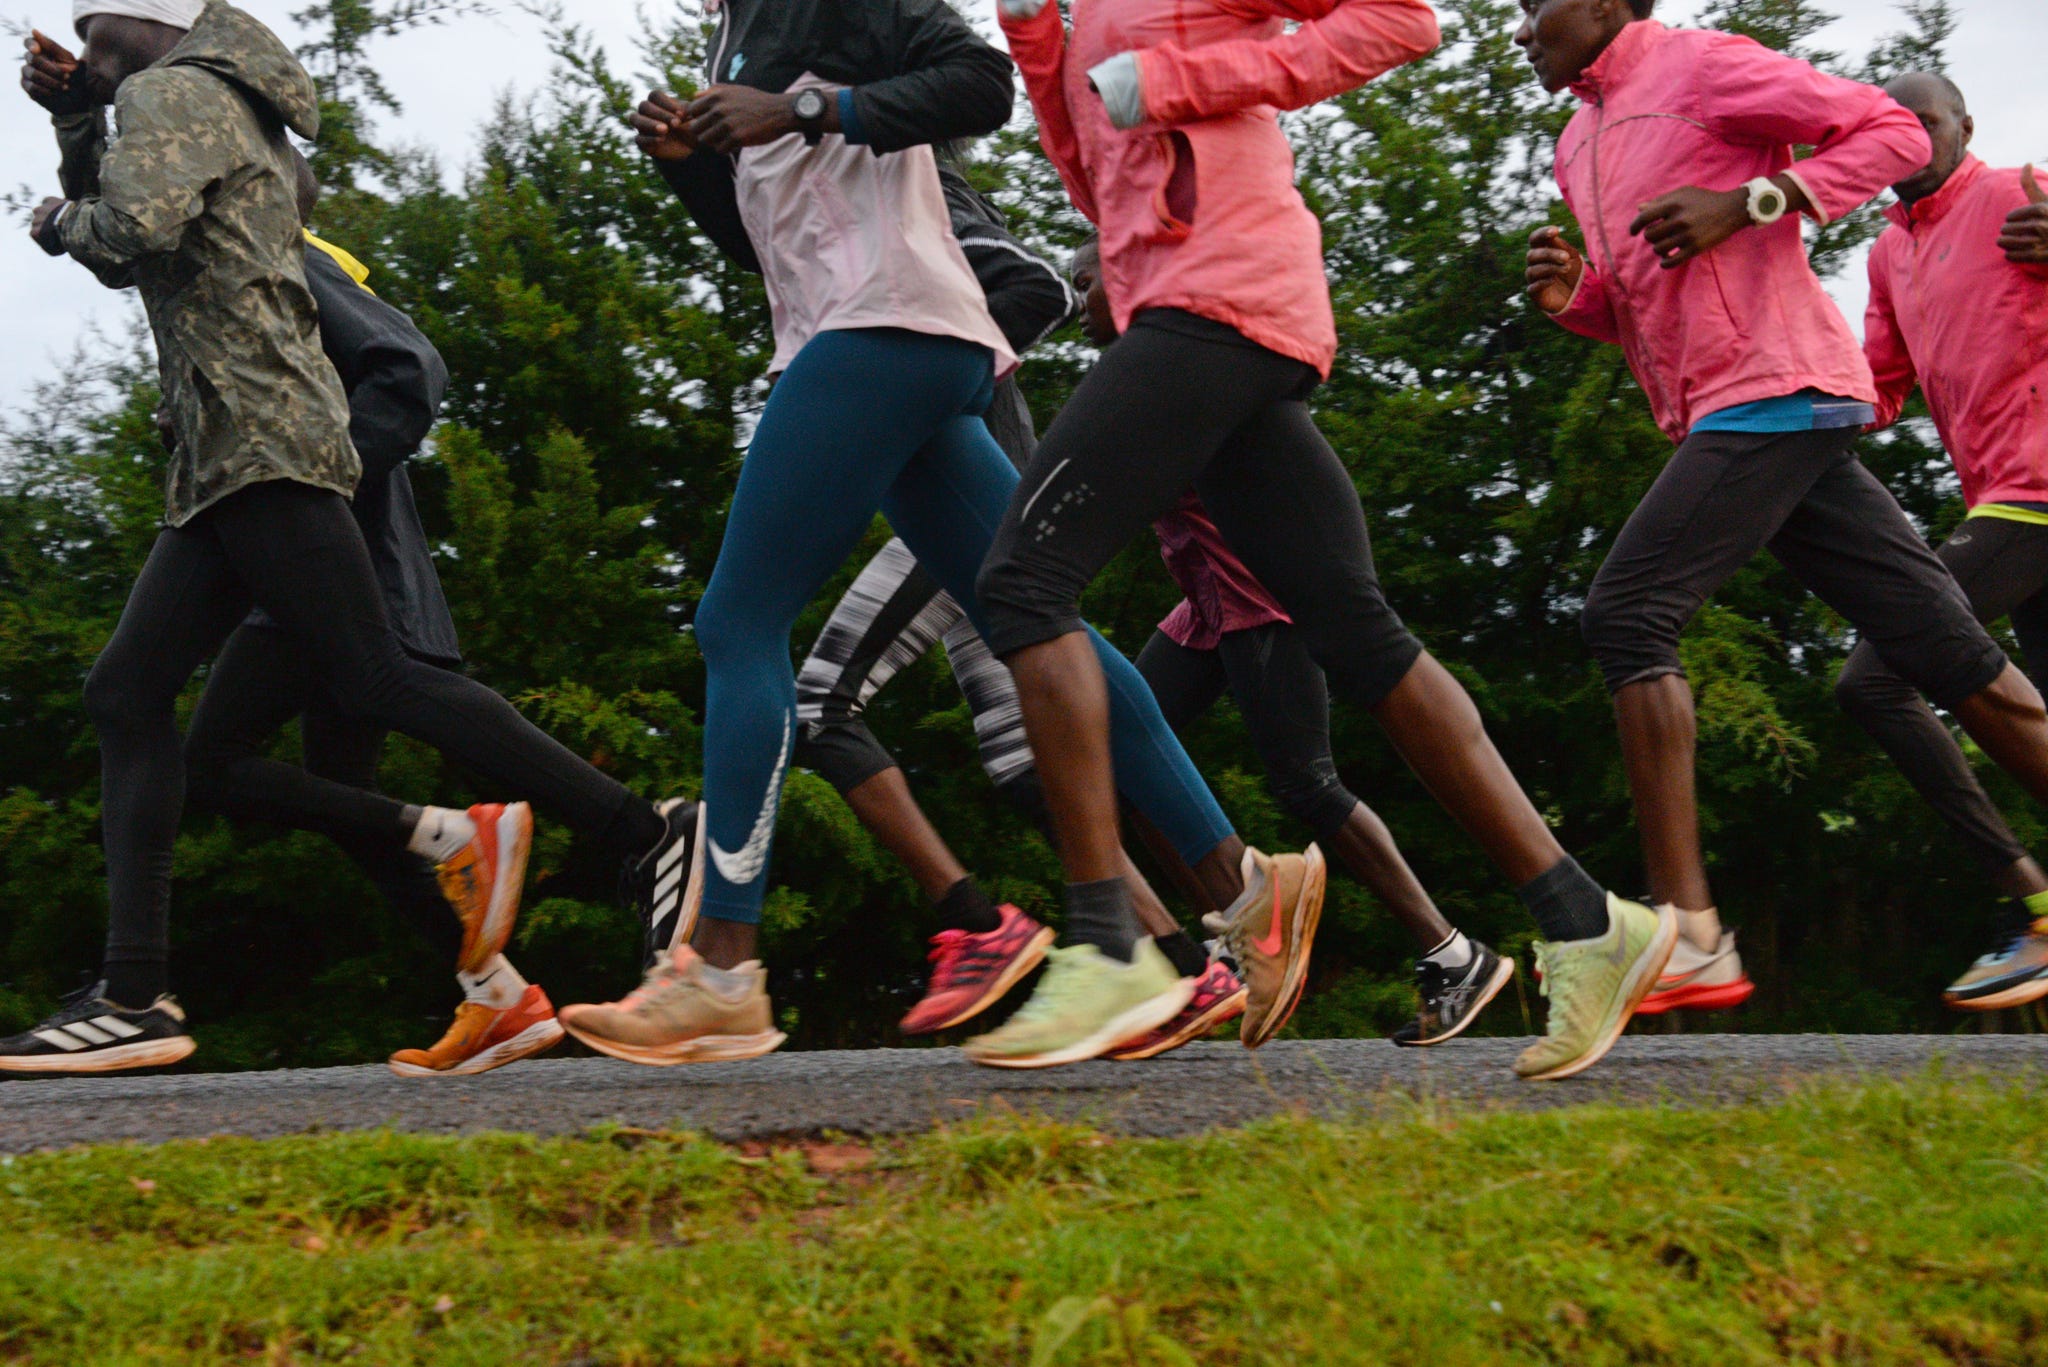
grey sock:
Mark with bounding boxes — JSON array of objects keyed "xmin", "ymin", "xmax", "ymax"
[
  {"xmin": 1064, "ymin": 878, "xmax": 1142, "ymax": 963},
  {"xmin": 1518, "ymin": 856, "xmax": 1610, "ymax": 942}
]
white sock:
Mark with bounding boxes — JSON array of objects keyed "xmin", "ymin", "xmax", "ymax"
[
  {"xmin": 457, "ymin": 955, "xmax": 527, "ymax": 1010},
  {"xmin": 694, "ymin": 959, "xmax": 756, "ymax": 1001},
  {"xmin": 1424, "ymin": 930, "xmax": 1474, "ymax": 970},
  {"xmin": 407, "ymin": 806, "xmax": 476, "ymax": 864},
  {"xmin": 1664, "ymin": 904, "xmax": 1723, "ymax": 952}
]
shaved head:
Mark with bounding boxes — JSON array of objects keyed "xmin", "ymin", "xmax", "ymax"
[{"xmin": 1886, "ymin": 70, "xmax": 1975, "ymax": 205}]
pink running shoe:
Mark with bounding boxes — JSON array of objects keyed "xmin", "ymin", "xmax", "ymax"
[
  {"xmin": 1108, "ymin": 958, "xmax": 1249, "ymax": 1061},
  {"xmin": 899, "ymin": 904, "xmax": 1055, "ymax": 1035}
]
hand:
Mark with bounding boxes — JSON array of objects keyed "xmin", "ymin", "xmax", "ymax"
[
  {"xmin": 1526, "ymin": 226, "xmax": 1585, "ymax": 313},
  {"xmin": 30, "ymin": 196, "xmax": 70, "ymax": 254},
  {"xmin": 686, "ymin": 84, "xmax": 800, "ymax": 154},
  {"xmin": 629, "ymin": 90, "xmax": 698, "ymax": 162},
  {"xmin": 1997, "ymin": 164, "xmax": 2048, "ymax": 266},
  {"xmin": 20, "ymin": 30, "xmax": 94, "ymax": 116},
  {"xmin": 1628, "ymin": 185, "xmax": 1751, "ymax": 269}
]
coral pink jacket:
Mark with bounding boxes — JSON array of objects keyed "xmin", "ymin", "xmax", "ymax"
[
  {"xmin": 1546, "ymin": 20, "xmax": 1929, "ymax": 442},
  {"xmin": 1000, "ymin": 0, "xmax": 1438, "ymax": 376},
  {"xmin": 1866, "ymin": 156, "xmax": 2048, "ymax": 508}
]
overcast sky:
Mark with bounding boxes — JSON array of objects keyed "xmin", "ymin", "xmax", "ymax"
[{"xmin": 3, "ymin": 0, "xmax": 2044, "ymax": 402}]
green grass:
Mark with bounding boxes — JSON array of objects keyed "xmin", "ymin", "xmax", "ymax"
[{"xmin": 3, "ymin": 1076, "xmax": 2046, "ymax": 1365}]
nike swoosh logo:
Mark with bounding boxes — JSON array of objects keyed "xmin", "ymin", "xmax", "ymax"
[
  {"xmin": 709, "ymin": 713, "xmax": 791, "ymax": 887},
  {"xmin": 1252, "ymin": 869, "xmax": 1286, "ymax": 957}
]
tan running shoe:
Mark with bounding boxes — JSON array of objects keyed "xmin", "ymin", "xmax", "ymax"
[
  {"xmin": 433, "ymin": 802, "xmax": 533, "ymax": 974},
  {"xmin": 388, "ymin": 985, "xmax": 564, "ymax": 1078},
  {"xmin": 558, "ymin": 949, "xmax": 786, "ymax": 1066},
  {"xmin": 1208, "ymin": 844, "xmax": 1327, "ymax": 1048}
]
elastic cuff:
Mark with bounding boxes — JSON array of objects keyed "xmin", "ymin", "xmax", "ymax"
[
  {"xmin": 698, "ymin": 899, "xmax": 764, "ymax": 928},
  {"xmin": 1603, "ymin": 662, "xmax": 1687, "ymax": 697},
  {"xmin": 998, "ymin": 0, "xmax": 1051, "ymax": 18},
  {"xmin": 836, "ymin": 88, "xmax": 867, "ymax": 145},
  {"xmin": 1930, "ymin": 646, "xmax": 2011, "ymax": 713},
  {"xmin": 983, "ymin": 613, "xmax": 1088, "ymax": 660},
  {"xmin": 1782, "ymin": 168, "xmax": 1827, "ymax": 226}
]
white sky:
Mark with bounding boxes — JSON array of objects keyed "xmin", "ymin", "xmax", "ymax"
[{"xmin": 2, "ymin": 0, "xmax": 2045, "ymax": 400}]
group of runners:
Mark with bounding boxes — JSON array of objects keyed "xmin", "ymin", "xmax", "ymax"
[{"xmin": 5, "ymin": 0, "xmax": 2045, "ymax": 1083}]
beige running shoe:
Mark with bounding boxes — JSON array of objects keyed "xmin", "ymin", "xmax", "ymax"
[
  {"xmin": 1634, "ymin": 925, "xmax": 1754, "ymax": 1015},
  {"xmin": 558, "ymin": 949, "xmax": 786, "ymax": 1066},
  {"xmin": 1208, "ymin": 844, "xmax": 1327, "ymax": 1048},
  {"xmin": 1514, "ymin": 894, "xmax": 1676, "ymax": 1082}
]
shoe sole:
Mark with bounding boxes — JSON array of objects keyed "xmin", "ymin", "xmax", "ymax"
[
  {"xmin": 1946, "ymin": 971, "xmax": 2048, "ymax": 1012},
  {"xmin": 0, "ymin": 1034, "xmax": 195, "ymax": 1075},
  {"xmin": 1108, "ymin": 987, "xmax": 1249, "ymax": 1061},
  {"xmin": 1391, "ymin": 956, "xmax": 1517, "ymax": 1048},
  {"xmin": 1522, "ymin": 902, "xmax": 1678, "ymax": 1083},
  {"xmin": 966, "ymin": 978, "xmax": 1196, "ymax": 1070},
  {"xmin": 903, "ymin": 926, "xmax": 1057, "ymax": 1035},
  {"xmin": 561, "ymin": 1020, "xmax": 786, "ymax": 1067},
  {"xmin": 1634, "ymin": 975, "xmax": 1755, "ymax": 1015},
  {"xmin": 387, "ymin": 1017, "xmax": 566, "ymax": 1078},
  {"xmin": 462, "ymin": 803, "xmax": 533, "ymax": 975},
  {"xmin": 1242, "ymin": 844, "xmax": 1328, "ymax": 1050}
]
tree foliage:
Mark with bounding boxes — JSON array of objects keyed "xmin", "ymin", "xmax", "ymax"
[{"xmin": 0, "ymin": 0, "xmax": 2027, "ymax": 1064}]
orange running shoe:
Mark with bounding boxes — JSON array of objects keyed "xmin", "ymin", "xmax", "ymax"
[
  {"xmin": 435, "ymin": 802, "xmax": 533, "ymax": 974},
  {"xmin": 388, "ymin": 984, "xmax": 564, "ymax": 1077}
]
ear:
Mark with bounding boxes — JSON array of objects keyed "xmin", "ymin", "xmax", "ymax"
[{"xmin": 1960, "ymin": 113, "xmax": 1975, "ymax": 149}]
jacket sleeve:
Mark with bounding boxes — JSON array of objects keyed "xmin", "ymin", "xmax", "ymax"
[
  {"xmin": 842, "ymin": 0, "xmax": 1014, "ymax": 154},
  {"xmin": 58, "ymin": 72, "xmax": 241, "ymax": 276},
  {"xmin": 1862, "ymin": 239, "xmax": 1916, "ymax": 431},
  {"xmin": 1134, "ymin": 0, "xmax": 1438, "ymax": 126},
  {"xmin": 1698, "ymin": 34, "xmax": 1930, "ymax": 227},
  {"xmin": 998, "ymin": 2, "xmax": 1099, "ymax": 223},
  {"xmin": 1547, "ymin": 258, "xmax": 1622, "ymax": 345},
  {"xmin": 305, "ymin": 250, "xmax": 448, "ymax": 482},
  {"xmin": 53, "ymin": 111, "xmax": 107, "ymax": 201},
  {"xmin": 655, "ymin": 154, "xmax": 764, "ymax": 275},
  {"xmin": 942, "ymin": 169, "xmax": 1078, "ymax": 352}
]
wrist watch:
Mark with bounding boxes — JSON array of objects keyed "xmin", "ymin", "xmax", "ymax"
[
  {"xmin": 1744, "ymin": 177, "xmax": 1789, "ymax": 226},
  {"xmin": 791, "ymin": 88, "xmax": 829, "ymax": 146}
]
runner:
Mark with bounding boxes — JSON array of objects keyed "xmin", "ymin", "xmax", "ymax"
[
  {"xmin": 790, "ymin": 166, "xmax": 1247, "ymax": 1048},
  {"xmin": 557, "ymin": 0, "xmax": 1307, "ymax": 1070},
  {"xmin": 1068, "ymin": 240, "xmax": 1515, "ymax": 1048},
  {"xmin": 1, "ymin": 2, "xmax": 692, "ymax": 1075},
  {"xmin": 1520, "ymin": 3, "xmax": 2048, "ymax": 1018},
  {"xmin": 1836, "ymin": 72, "xmax": 2048, "ymax": 1012},
  {"xmin": 977, "ymin": 0, "xmax": 1667, "ymax": 1082}
]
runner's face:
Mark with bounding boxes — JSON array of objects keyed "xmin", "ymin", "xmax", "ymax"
[
  {"xmin": 1515, "ymin": 0, "xmax": 1634, "ymax": 94},
  {"xmin": 1886, "ymin": 76, "xmax": 1974, "ymax": 204},
  {"xmin": 75, "ymin": 15, "xmax": 174, "ymax": 100},
  {"xmin": 1070, "ymin": 243, "xmax": 1118, "ymax": 347}
]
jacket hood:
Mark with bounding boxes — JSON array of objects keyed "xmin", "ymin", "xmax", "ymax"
[{"xmin": 161, "ymin": 1, "xmax": 320, "ymax": 139}]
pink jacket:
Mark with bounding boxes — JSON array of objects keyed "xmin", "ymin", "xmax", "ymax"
[
  {"xmin": 1866, "ymin": 156, "xmax": 2048, "ymax": 508},
  {"xmin": 1547, "ymin": 21, "xmax": 1930, "ymax": 442},
  {"xmin": 1001, "ymin": 0, "xmax": 1437, "ymax": 376},
  {"xmin": 1154, "ymin": 491, "xmax": 1291, "ymax": 650}
]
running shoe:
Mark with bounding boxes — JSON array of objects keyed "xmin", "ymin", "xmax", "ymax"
[
  {"xmin": 1514, "ymin": 895, "xmax": 1675, "ymax": 1082},
  {"xmin": 899, "ymin": 903, "xmax": 1056, "ymax": 1034},
  {"xmin": 388, "ymin": 985, "xmax": 565, "ymax": 1078},
  {"xmin": 623, "ymin": 797, "xmax": 705, "ymax": 968},
  {"xmin": 1390, "ymin": 939, "xmax": 1515, "ymax": 1047},
  {"xmin": 435, "ymin": 801, "xmax": 533, "ymax": 974},
  {"xmin": 0, "ymin": 982, "xmax": 195, "ymax": 1075},
  {"xmin": 1634, "ymin": 926, "xmax": 1754, "ymax": 1014},
  {"xmin": 1209, "ymin": 844, "xmax": 1327, "ymax": 1048},
  {"xmin": 1108, "ymin": 957, "xmax": 1247, "ymax": 1060},
  {"xmin": 558, "ymin": 948, "xmax": 785, "ymax": 1066},
  {"xmin": 1944, "ymin": 913, "xmax": 2048, "ymax": 1011},
  {"xmin": 963, "ymin": 940, "xmax": 1191, "ymax": 1069}
]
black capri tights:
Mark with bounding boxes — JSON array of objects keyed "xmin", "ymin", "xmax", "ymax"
[{"xmin": 977, "ymin": 310, "xmax": 1423, "ymax": 711}]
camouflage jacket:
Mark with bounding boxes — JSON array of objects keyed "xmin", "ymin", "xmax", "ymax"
[{"xmin": 53, "ymin": 1, "xmax": 356, "ymax": 527}]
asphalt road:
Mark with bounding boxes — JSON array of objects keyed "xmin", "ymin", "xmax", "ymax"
[{"xmin": 2, "ymin": 1033, "xmax": 2043, "ymax": 1152}]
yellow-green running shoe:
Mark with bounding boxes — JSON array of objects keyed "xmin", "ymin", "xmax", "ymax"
[
  {"xmin": 964, "ymin": 940, "xmax": 1192, "ymax": 1069},
  {"xmin": 1514, "ymin": 894, "xmax": 1675, "ymax": 1082}
]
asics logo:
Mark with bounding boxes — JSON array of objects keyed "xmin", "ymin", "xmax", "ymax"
[{"xmin": 710, "ymin": 714, "xmax": 791, "ymax": 886}]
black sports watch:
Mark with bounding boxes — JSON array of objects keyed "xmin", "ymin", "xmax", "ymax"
[{"xmin": 791, "ymin": 88, "xmax": 829, "ymax": 146}]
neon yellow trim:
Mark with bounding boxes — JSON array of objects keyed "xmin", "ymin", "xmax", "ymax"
[
  {"xmin": 1967, "ymin": 504, "xmax": 2048, "ymax": 527},
  {"xmin": 302, "ymin": 232, "xmax": 374, "ymax": 293}
]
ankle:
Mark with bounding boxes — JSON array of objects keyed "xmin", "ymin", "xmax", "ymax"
[
  {"xmin": 935, "ymin": 877, "xmax": 1002, "ymax": 935},
  {"xmin": 1661, "ymin": 903, "xmax": 1721, "ymax": 951},
  {"xmin": 1064, "ymin": 878, "xmax": 1141, "ymax": 963},
  {"xmin": 406, "ymin": 805, "xmax": 476, "ymax": 863}
]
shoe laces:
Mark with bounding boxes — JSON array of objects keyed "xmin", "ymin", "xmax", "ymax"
[
  {"xmin": 925, "ymin": 928, "xmax": 973, "ymax": 986},
  {"xmin": 1413, "ymin": 958, "xmax": 1448, "ymax": 1006},
  {"xmin": 1531, "ymin": 941, "xmax": 1578, "ymax": 1036},
  {"xmin": 1004, "ymin": 946, "xmax": 1093, "ymax": 1026}
]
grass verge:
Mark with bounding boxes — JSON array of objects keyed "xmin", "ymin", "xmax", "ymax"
[{"xmin": 2, "ymin": 1074, "xmax": 2044, "ymax": 1365}]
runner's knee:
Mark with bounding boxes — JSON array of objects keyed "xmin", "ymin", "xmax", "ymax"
[
  {"xmin": 1266, "ymin": 759, "xmax": 1357, "ymax": 841},
  {"xmin": 975, "ymin": 546, "xmax": 1084, "ymax": 658},
  {"xmin": 1581, "ymin": 577, "xmax": 1684, "ymax": 694}
]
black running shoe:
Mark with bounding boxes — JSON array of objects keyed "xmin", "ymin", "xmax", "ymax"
[
  {"xmin": 0, "ymin": 982, "xmax": 195, "ymax": 1075},
  {"xmin": 622, "ymin": 798, "xmax": 705, "ymax": 968},
  {"xmin": 1391, "ymin": 940, "xmax": 1516, "ymax": 1047}
]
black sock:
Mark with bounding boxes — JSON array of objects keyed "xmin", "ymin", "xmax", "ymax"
[
  {"xmin": 101, "ymin": 962, "xmax": 166, "ymax": 1011},
  {"xmin": 1517, "ymin": 856, "xmax": 1610, "ymax": 942},
  {"xmin": 398, "ymin": 803, "xmax": 423, "ymax": 836},
  {"xmin": 1155, "ymin": 929, "xmax": 1208, "ymax": 978},
  {"xmin": 935, "ymin": 877, "xmax": 1002, "ymax": 934},
  {"xmin": 1064, "ymin": 878, "xmax": 1142, "ymax": 963}
]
